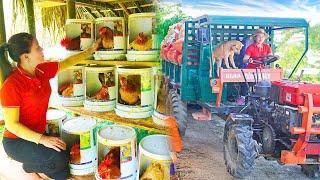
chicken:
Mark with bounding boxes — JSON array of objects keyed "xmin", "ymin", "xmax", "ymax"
[
  {"xmin": 89, "ymin": 73, "xmax": 110, "ymax": 100},
  {"xmin": 91, "ymin": 86, "xmax": 109, "ymax": 100},
  {"xmin": 99, "ymin": 26, "xmax": 114, "ymax": 49},
  {"xmin": 70, "ymin": 143, "xmax": 81, "ymax": 164},
  {"xmin": 59, "ymin": 83, "xmax": 73, "ymax": 97},
  {"xmin": 119, "ymin": 76, "xmax": 141, "ymax": 105},
  {"xmin": 128, "ymin": 32, "xmax": 152, "ymax": 51},
  {"xmin": 140, "ymin": 162, "xmax": 169, "ymax": 180},
  {"xmin": 60, "ymin": 36, "xmax": 81, "ymax": 50},
  {"xmin": 98, "ymin": 147, "xmax": 121, "ymax": 179}
]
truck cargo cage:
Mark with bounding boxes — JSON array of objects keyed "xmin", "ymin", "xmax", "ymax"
[{"xmin": 162, "ymin": 15, "xmax": 309, "ymax": 117}]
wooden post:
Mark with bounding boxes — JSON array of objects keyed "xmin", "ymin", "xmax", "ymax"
[
  {"xmin": 0, "ymin": 0, "xmax": 8, "ymax": 88},
  {"xmin": 0, "ymin": 0, "xmax": 6, "ymax": 43},
  {"xmin": 67, "ymin": 0, "xmax": 76, "ymax": 19},
  {"xmin": 24, "ymin": 0, "xmax": 36, "ymax": 36}
]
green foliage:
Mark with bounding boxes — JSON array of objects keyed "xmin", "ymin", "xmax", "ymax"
[
  {"xmin": 156, "ymin": 4, "xmax": 188, "ymax": 44},
  {"xmin": 276, "ymin": 25, "xmax": 320, "ymax": 82},
  {"xmin": 309, "ymin": 25, "xmax": 320, "ymax": 51},
  {"xmin": 300, "ymin": 74, "xmax": 320, "ymax": 83},
  {"xmin": 277, "ymin": 43, "xmax": 307, "ymax": 71}
]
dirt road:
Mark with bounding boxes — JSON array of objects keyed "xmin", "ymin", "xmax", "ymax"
[{"xmin": 176, "ymin": 106, "xmax": 312, "ymax": 180}]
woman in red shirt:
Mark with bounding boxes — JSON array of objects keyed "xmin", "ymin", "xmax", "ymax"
[
  {"xmin": 243, "ymin": 28, "xmax": 272, "ymax": 69},
  {"xmin": 0, "ymin": 33, "xmax": 100, "ymax": 179}
]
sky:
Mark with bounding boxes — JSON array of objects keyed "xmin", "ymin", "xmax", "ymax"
[{"xmin": 161, "ymin": 0, "xmax": 320, "ymax": 25}]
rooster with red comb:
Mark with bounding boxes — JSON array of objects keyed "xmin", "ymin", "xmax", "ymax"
[{"xmin": 99, "ymin": 26, "xmax": 114, "ymax": 49}]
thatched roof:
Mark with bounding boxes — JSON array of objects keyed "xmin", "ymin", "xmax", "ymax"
[
  {"xmin": 36, "ymin": 0, "xmax": 156, "ymax": 19},
  {"xmin": 10, "ymin": 0, "xmax": 156, "ymax": 47}
]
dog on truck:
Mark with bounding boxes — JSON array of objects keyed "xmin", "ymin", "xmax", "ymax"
[{"xmin": 211, "ymin": 40, "xmax": 244, "ymax": 69}]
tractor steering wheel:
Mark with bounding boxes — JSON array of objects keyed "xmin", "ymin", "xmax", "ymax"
[{"xmin": 251, "ymin": 55, "xmax": 280, "ymax": 66}]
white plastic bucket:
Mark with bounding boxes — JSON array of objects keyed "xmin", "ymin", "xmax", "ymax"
[
  {"xmin": 96, "ymin": 125, "xmax": 137, "ymax": 180},
  {"xmin": 84, "ymin": 65, "xmax": 116, "ymax": 112},
  {"xmin": 115, "ymin": 66, "xmax": 154, "ymax": 119},
  {"xmin": 46, "ymin": 109, "xmax": 67, "ymax": 137},
  {"xmin": 61, "ymin": 117, "xmax": 97, "ymax": 176},
  {"xmin": 65, "ymin": 19, "xmax": 95, "ymax": 51},
  {"xmin": 138, "ymin": 135, "xmax": 171, "ymax": 180},
  {"xmin": 57, "ymin": 65, "xmax": 84, "ymax": 106},
  {"xmin": 94, "ymin": 17, "xmax": 126, "ymax": 60},
  {"xmin": 126, "ymin": 13, "xmax": 159, "ymax": 61}
]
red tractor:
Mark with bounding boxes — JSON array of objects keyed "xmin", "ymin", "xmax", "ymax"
[
  {"xmin": 223, "ymin": 56, "xmax": 320, "ymax": 178},
  {"xmin": 160, "ymin": 15, "xmax": 320, "ymax": 178}
]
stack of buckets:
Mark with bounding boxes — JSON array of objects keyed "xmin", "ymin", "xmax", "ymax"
[
  {"xmin": 56, "ymin": 64, "xmax": 158, "ymax": 119},
  {"xmin": 46, "ymin": 110, "xmax": 173, "ymax": 179},
  {"xmin": 57, "ymin": 13, "xmax": 163, "ymax": 119},
  {"xmin": 62, "ymin": 13, "xmax": 159, "ymax": 62}
]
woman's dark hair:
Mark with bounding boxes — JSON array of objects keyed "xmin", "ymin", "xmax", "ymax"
[{"xmin": 0, "ymin": 33, "xmax": 34, "ymax": 84}]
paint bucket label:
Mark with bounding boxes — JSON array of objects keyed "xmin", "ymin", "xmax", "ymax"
[
  {"xmin": 114, "ymin": 37, "xmax": 125, "ymax": 50},
  {"xmin": 128, "ymin": 13, "xmax": 156, "ymax": 52},
  {"xmin": 118, "ymin": 74, "xmax": 142, "ymax": 106},
  {"xmin": 62, "ymin": 117, "xmax": 97, "ymax": 175},
  {"xmin": 139, "ymin": 156, "xmax": 170, "ymax": 180},
  {"xmin": 97, "ymin": 125, "xmax": 137, "ymax": 180},
  {"xmin": 81, "ymin": 38, "xmax": 94, "ymax": 50},
  {"xmin": 73, "ymin": 83, "xmax": 84, "ymax": 96},
  {"xmin": 118, "ymin": 72, "xmax": 152, "ymax": 107},
  {"xmin": 58, "ymin": 68, "xmax": 84, "ymax": 98},
  {"xmin": 46, "ymin": 120, "xmax": 60, "ymax": 137},
  {"xmin": 86, "ymin": 70, "xmax": 116, "ymax": 102},
  {"xmin": 66, "ymin": 20, "xmax": 94, "ymax": 51},
  {"xmin": 141, "ymin": 71, "xmax": 153, "ymax": 106},
  {"xmin": 95, "ymin": 18, "xmax": 125, "ymax": 51},
  {"xmin": 46, "ymin": 109, "xmax": 67, "ymax": 137},
  {"xmin": 138, "ymin": 135, "xmax": 171, "ymax": 180}
]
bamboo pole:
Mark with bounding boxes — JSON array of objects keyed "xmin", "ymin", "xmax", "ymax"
[
  {"xmin": 67, "ymin": 0, "xmax": 76, "ymax": 19},
  {"xmin": 0, "ymin": 0, "xmax": 10, "ymax": 88},
  {"xmin": 118, "ymin": 3, "xmax": 130, "ymax": 16},
  {"xmin": 24, "ymin": 0, "xmax": 36, "ymax": 36},
  {"xmin": 134, "ymin": 2, "xmax": 142, "ymax": 13},
  {"xmin": 0, "ymin": 0, "xmax": 6, "ymax": 44}
]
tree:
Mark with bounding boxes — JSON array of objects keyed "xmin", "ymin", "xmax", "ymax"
[{"xmin": 276, "ymin": 25, "xmax": 320, "ymax": 82}]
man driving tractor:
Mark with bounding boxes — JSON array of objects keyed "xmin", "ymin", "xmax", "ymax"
[{"xmin": 243, "ymin": 28, "xmax": 273, "ymax": 69}]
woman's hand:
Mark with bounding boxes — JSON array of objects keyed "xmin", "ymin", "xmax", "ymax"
[
  {"xmin": 39, "ymin": 135, "xmax": 67, "ymax": 152},
  {"xmin": 92, "ymin": 38, "xmax": 102, "ymax": 52}
]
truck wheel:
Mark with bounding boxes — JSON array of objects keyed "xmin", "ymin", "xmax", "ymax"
[
  {"xmin": 166, "ymin": 89, "xmax": 188, "ymax": 136},
  {"xmin": 301, "ymin": 164, "xmax": 320, "ymax": 178},
  {"xmin": 223, "ymin": 122, "xmax": 257, "ymax": 178}
]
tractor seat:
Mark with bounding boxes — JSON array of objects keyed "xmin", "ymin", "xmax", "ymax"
[{"xmin": 234, "ymin": 37, "xmax": 252, "ymax": 69}]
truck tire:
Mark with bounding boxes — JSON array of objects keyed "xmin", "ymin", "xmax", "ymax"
[
  {"xmin": 301, "ymin": 164, "xmax": 320, "ymax": 178},
  {"xmin": 166, "ymin": 89, "xmax": 188, "ymax": 136},
  {"xmin": 223, "ymin": 122, "xmax": 257, "ymax": 178}
]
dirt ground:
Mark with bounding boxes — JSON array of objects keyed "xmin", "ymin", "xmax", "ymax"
[
  {"xmin": 176, "ymin": 105, "xmax": 312, "ymax": 180},
  {"xmin": 0, "ymin": 106, "xmax": 315, "ymax": 180}
]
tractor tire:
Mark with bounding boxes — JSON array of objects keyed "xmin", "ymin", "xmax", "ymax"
[
  {"xmin": 166, "ymin": 89, "xmax": 188, "ymax": 137},
  {"xmin": 223, "ymin": 122, "xmax": 257, "ymax": 178},
  {"xmin": 301, "ymin": 164, "xmax": 320, "ymax": 178}
]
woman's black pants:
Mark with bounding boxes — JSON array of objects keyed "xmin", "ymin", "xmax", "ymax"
[{"xmin": 2, "ymin": 137, "xmax": 70, "ymax": 180}]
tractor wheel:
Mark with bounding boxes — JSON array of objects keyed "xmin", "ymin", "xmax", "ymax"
[
  {"xmin": 223, "ymin": 122, "xmax": 257, "ymax": 178},
  {"xmin": 301, "ymin": 164, "xmax": 320, "ymax": 178},
  {"xmin": 166, "ymin": 89, "xmax": 188, "ymax": 137}
]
